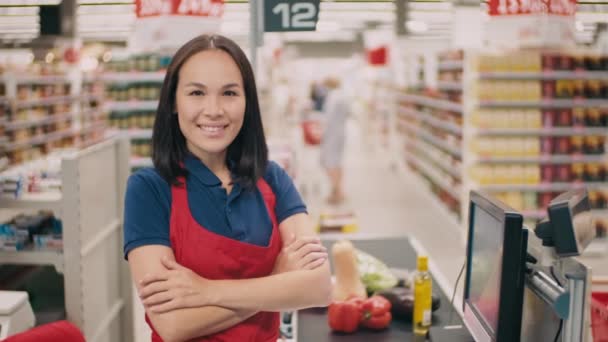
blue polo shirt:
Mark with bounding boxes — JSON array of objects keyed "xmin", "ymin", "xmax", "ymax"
[{"xmin": 123, "ymin": 154, "xmax": 307, "ymax": 259}]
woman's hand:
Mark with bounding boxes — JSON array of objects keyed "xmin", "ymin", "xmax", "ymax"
[
  {"xmin": 139, "ymin": 257, "xmax": 212, "ymax": 314},
  {"xmin": 272, "ymin": 235, "xmax": 328, "ymax": 275}
]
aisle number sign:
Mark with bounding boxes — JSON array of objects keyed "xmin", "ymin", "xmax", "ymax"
[{"xmin": 264, "ymin": 0, "xmax": 321, "ymax": 32}]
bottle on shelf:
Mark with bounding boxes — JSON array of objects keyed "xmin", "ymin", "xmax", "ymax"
[{"xmin": 413, "ymin": 255, "xmax": 433, "ymax": 336}]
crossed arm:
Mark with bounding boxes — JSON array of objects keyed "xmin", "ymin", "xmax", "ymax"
[{"xmin": 127, "ymin": 213, "xmax": 332, "ymax": 342}]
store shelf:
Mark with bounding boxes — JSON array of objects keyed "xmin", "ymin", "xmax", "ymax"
[
  {"xmin": 522, "ymin": 210, "xmax": 546, "ymax": 219},
  {"xmin": 438, "ymin": 60, "xmax": 464, "ymax": 71},
  {"xmin": 474, "ymin": 127, "xmax": 608, "ymax": 137},
  {"xmin": 478, "ymin": 99, "xmax": 608, "ymax": 109},
  {"xmin": 405, "ymin": 154, "xmax": 461, "ymax": 200},
  {"xmin": 398, "ymin": 107, "xmax": 462, "ymax": 135},
  {"xmin": 15, "ymin": 75, "xmax": 71, "ymax": 85},
  {"xmin": 3, "ymin": 128, "xmax": 75, "ymax": 152},
  {"xmin": 523, "ymin": 208, "xmax": 608, "ymax": 220},
  {"xmin": 480, "ymin": 182, "xmax": 608, "ymax": 192},
  {"xmin": 79, "ymin": 121, "xmax": 106, "ymax": 134},
  {"xmin": 130, "ymin": 157, "xmax": 152, "ymax": 168},
  {"xmin": 418, "ymin": 131, "xmax": 462, "ymax": 159},
  {"xmin": 101, "ymin": 72, "xmax": 165, "ymax": 83},
  {"xmin": 16, "ymin": 95, "xmax": 78, "ymax": 109},
  {"xmin": 4, "ymin": 112, "xmax": 75, "ymax": 131},
  {"xmin": 105, "ymin": 101, "xmax": 158, "ymax": 112},
  {"xmin": 127, "ymin": 129, "xmax": 153, "ymax": 139},
  {"xmin": 0, "ymin": 248, "xmax": 63, "ymax": 271},
  {"xmin": 81, "ymin": 93, "xmax": 104, "ymax": 102},
  {"xmin": 437, "ymin": 81, "xmax": 463, "ymax": 92},
  {"xmin": 478, "ymin": 71, "xmax": 608, "ymax": 80},
  {"xmin": 398, "ymin": 93, "xmax": 463, "ymax": 113},
  {"xmin": 0, "ymin": 191, "xmax": 62, "ymax": 211},
  {"xmin": 474, "ymin": 154, "xmax": 607, "ymax": 164},
  {"xmin": 411, "ymin": 141, "xmax": 462, "ymax": 179}
]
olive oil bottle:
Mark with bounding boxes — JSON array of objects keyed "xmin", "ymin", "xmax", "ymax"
[{"xmin": 413, "ymin": 255, "xmax": 432, "ymax": 336}]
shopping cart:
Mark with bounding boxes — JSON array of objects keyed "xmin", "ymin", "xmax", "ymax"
[
  {"xmin": 592, "ymin": 292, "xmax": 608, "ymax": 342},
  {"xmin": 301, "ymin": 118, "xmax": 322, "ymax": 146}
]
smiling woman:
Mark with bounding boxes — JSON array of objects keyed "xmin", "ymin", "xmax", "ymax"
[{"xmin": 123, "ymin": 34, "xmax": 332, "ymax": 342}]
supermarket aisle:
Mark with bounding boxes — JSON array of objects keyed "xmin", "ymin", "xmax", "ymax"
[{"xmin": 301, "ymin": 118, "xmax": 466, "ymax": 300}]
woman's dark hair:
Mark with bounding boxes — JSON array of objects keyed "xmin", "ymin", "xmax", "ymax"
[{"xmin": 152, "ymin": 34, "xmax": 268, "ymax": 190}]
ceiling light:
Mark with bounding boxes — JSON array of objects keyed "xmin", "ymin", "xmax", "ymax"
[
  {"xmin": 316, "ymin": 21, "xmax": 341, "ymax": 32},
  {"xmin": 406, "ymin": 20, "xmax": 428, "ymax": 33}
]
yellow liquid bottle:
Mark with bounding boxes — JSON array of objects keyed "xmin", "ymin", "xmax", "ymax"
[{"xmin": 413, "ymin": 255, "xmax": 432, "ymax": 336}]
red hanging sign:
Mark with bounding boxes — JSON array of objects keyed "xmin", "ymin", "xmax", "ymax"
[
  {"xmin": 487, "ymin": 0, "xmax": 577, "ymax": 16},
  {"xmin": 135, "ymin": 0, "xmax": 224, "ymax": 18}
]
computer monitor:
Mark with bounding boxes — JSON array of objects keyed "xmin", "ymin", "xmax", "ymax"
[
  {"xmin": 463, "ymin": 191, "xmax": 528, "ymax": 342},
  {"xmin": 535, "ymin": 188, "xmax": 595, "ymax": 257}
]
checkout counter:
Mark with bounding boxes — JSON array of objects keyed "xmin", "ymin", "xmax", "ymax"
[{"xmin": 295, "ymin": 188, "xmax": 599, "ymax": 342}]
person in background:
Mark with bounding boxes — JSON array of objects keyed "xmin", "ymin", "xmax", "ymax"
[
  {"xmin": 309, "ymin": 81, "xmax": 327, "ymax": 112},
  {"xmin": 123, "ymin": 34, "xmax": 331, "ymax": 342},
  {"xmin": 320, "ymin": 77, "xmax": 350, "ymax": 205}
]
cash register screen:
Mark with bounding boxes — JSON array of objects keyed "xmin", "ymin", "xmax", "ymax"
[{"xmin": 468, "ymin": 203, "xmax": 505, "ymax": 335}]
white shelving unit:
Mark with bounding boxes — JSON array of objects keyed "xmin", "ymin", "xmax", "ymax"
[
  {"xmin": 0, "ymin": 70, "xmax": 107, "ymax": 168},
  {"xmin": 478, "ymin": 71, "xmax": 608, "ymax": 80},
  {"xmin": 0, "ymin": 136, "xmax": 133, "ymax": 342},
  {"xmin": 391, "ymin": 50, "xmax": 608, "ymax": 253}
]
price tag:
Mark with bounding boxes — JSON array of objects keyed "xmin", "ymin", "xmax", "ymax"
[{"xmin": 265, "ymin": 0, "xmax": 320, "ymax": 32}]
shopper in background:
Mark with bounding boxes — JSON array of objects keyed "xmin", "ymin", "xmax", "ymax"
[
  {"xmin": 123, "ymin": 34, "xmax": 331, "ymax": 342},
  {"xmin": 320, "ymin": 77, "xmax": 350, "ymax": 205},
  {"xmin": 309, "ymin": 81, "xmax": 327, "ymax": 112}
]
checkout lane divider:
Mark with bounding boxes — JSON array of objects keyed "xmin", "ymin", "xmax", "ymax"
[{"xmin": 408, "ymin": 236, "xmax": 464, "ymax": 319}]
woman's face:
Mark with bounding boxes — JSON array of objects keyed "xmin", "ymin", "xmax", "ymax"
[{"xmin": 175, "ymin": 49, "xmax": 246, "ymax": 161}]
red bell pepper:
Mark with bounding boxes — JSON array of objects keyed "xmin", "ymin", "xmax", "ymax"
[
  {"xmin": 361, "ymin": 295, "xmax": 392, "ymax": 330},
  {"xmin": 327, "ymin": 298, "xmax": 363, "ymax": 333}
]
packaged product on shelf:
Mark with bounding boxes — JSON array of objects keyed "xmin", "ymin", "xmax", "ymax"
[
  {"xmin": 555, "ymin": 80, "xmax": 575, "ymax": 99},
  {"xmin": 555, "ymin": 137, "xmax": 571, "ymax": 154},
  {"xmin": 586, "ymin": 80, "xmax": 603, "ymax": 99},
  {"xmin": 541, "ymin": 165, "xmax": 554, "ymax": 183},
  {"xmin": 33, "ymin": 234, "xmax": 62, "ymax": 250},
  {"xmin": 571, "ymin": 164, "xmax": 585, "ymax": 181},
  {"xmin": 584, "ymin": 136, "xmax": 604, "ymax": 154},
  {"xmin": 586, "ymin": 108, "xmax": 602, "ymax": 127},
  {"xmin": 571, "ymin": 136, "xmax": 584, "ymax": 154},
  {"xmin": 584, "ymin": 164, "xmax": 603, "ymax": 182},
  {"xmin": 572, "ymin": 108, "xmax": 586, "ymax": 127},
  {"xmin": 524, "ymin": 165, "xmax": 540, "ymax": 184},
  {"xmin": 555, "ymin": 165, "xmax": 571, "ymax": 183},
  {"xmin": 524, "ymin": 138, "xmax": 540, "ymax": 156},
  {"xmin": 539, "ymin": 192, "xmax": 557, "ymax": 209},
  {"xmin": 0, "ymin": 224, "xmax": 29, "ymax": 251},
  {"xmin": 505, "ymin": 192, "xmax": 524, "ymax": 211},
  {"xmin": 542, "ymin": 110, "xmax": 555, "ymax": 127},
  {"xmin": 523, "ymin": 192, "xmax": 538, "ymax": 210},
  {"xmin": 556, "ymin": 109, "xmax": 572, "ymax": 127},
  {"xmin": 573, "ymin": 80, "xmax": 586, "ymax": 98},
  {"xmin": 543, "ymin": 81, "xmax": 556, "ymax": 99}
]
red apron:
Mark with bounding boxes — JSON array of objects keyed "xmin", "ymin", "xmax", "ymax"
[{"xmin": 146, "ymin": 177, "xmax": 282, "ymax": 341}]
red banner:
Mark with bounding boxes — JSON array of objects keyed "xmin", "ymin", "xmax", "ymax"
[
  {"xmin": 487, "ymin": 0, "xmax": 576, "ymax": 16},
  {"xmin": 136, "ymin": 0, "xmax": 224, "ymax": 18}
]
